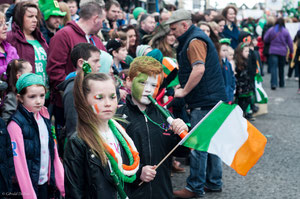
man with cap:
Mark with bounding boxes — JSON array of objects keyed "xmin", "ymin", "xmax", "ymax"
[
  {"xmin": 39, "ymin": 0, "xmax": 67, "ymax": 44},
  {"xmin": 165, "ymin": 9, "xmax": 226, "ymax": 198}
]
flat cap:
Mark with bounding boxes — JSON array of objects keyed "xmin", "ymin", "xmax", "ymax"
[{"xmin": 165, "ymin": 9, "xmax": 192, "ymax": 25}]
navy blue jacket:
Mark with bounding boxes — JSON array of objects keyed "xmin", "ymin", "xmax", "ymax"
[
  {"xmin": 9, "ymin": 104, "xmax": 55, "ymax": 194},
  {"xmin": 221, "ymin": 58, "xmax": 236, "ymax": 102},
  {"xmin": 0, "ymin": 118, "xmax": 14, "ymax": 196},
  {"xmin": 176, "ymin": 25, "xmax": 226, "ymax": 108},
  {"xmin": 222, "ymin": 23, "xmax": 240, "ymax": 49}
]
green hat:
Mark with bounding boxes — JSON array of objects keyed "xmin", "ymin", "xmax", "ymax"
[
  {"xmin": 219, "ymin": 38, "xmax": 231, "ymax": 45},
  {"xmin": 133, "ymin": 7, "xmax": 147, "ymax": 20},
  {"xmin": 16, "ymin": 73, "xmax": 45, "ymax": 93},
  {"xmin": 39, "ymin": 0, "xmax": 66, "ymax": 21}
]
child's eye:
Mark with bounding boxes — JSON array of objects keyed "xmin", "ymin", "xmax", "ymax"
[
  {"xmin": 94, "ymin": 94, "xmax": 103, "ymax": 100},
  {"xmin": 111, "ymin": 94, "xmax": 117, "ymax": 99},
  {"xmin": 28, "ymin": 95, "xmax": 36, "ymax": 98},
  {"xmin": 152, "ymin": 84, "xmax": 157, "ymax": 87}
]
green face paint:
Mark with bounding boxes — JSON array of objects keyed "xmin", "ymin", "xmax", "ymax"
[
  {"xmin": 131, "ymin": 73, "xmax": 160, "ymax": 105},
  {"xmin": 131, "ymin": 73, "xmax": 148, "ymax": 102}
]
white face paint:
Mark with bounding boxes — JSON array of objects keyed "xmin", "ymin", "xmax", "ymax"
[
  {"xmin": 131, "ymin": 73, "xmax": 160, "ymax": 106},
  {"xmin": 140, "ymin": 75, "xmax": 160, "ymax": 105}
]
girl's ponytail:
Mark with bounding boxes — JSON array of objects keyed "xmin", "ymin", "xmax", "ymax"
[{"xmin": 73, "ymin": 71, "xmax": 111, "ymax": 165}]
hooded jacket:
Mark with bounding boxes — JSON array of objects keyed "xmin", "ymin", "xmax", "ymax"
[
  {"xmin": 6, "ymin": 22, "xmax": 48, "ymax": 72},
  {"xmin": 0, "ymin": 40, "xmax": 19, "ymax": 75},
  {"xmin": 46, "ymin": 20, "xmax": 106, "ymax": 107},
  {"xmin": 117, "ymin": 95, "xmax": 180, "ymax": 199},
  {"xmin": 263, "ymin": 26, "xmax": 293, "ymax": 56}
]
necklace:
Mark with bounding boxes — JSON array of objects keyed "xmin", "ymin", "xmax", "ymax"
[
  {"xmin": 141, "ymin": 110, "xmax": 169, "ymax": 131},
  {"xmin": 104, "ymin": 119, "xmax": 140, "ymax": 182}
]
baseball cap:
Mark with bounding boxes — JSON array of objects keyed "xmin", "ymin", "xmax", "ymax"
[{"xmin": 165, "ymin": 9, "xmax": 192, "ymax": 25}]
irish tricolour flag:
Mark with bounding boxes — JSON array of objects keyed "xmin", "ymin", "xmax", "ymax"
[{"xmin": 179, "ymin": 101, "xmax": 267, "ymax": 176}]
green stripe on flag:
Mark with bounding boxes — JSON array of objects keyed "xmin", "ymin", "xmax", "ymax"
[{"xmin": 182, "ymin": 103, "xmax": 236, "ymax": 151}]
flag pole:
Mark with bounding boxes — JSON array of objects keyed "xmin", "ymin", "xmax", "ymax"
[
  {"xmin": 138, "ymin": 138, "xmax": 184, "ymax": 186},
  {"xmin": 138, "ymin": 95, "xmax": 188, "ymax": 186}
]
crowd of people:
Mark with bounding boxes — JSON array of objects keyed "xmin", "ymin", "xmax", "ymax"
[{"xmin": 0, "ymin": 0, "xmax": 299, "ymax": 198}]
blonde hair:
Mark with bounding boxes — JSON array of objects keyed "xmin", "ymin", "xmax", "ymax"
[{"xmin": 59, "ymin": 2, "xmax": 71, "ymax": 27}]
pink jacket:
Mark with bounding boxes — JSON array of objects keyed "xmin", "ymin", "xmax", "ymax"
[
  {"xmin": 0, "ymin": 40, "xmax": 19, "ymax": 75},
  {"xmin": 7, "ymin": 107, "xmax": 64, "ymax": 199}
]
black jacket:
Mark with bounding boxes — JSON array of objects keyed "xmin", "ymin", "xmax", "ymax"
[
  {"xmin": 117, "ymin": 95, "xmax": 180, "ymax": 199},
  {"xmin": 64, "ymin": 133, "xmax": 130, "ymax": 199},
  {"xmin": 0, "ymin": 118, "xmax": 14, "ymax": 196}
]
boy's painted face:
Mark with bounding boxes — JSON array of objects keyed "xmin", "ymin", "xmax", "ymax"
[
  {"xmin": 131, "ymin": 73, "xmax": 161, "ymax": 105},
  {"xmin": 19, "ymin": 85, "xmax": 45, "ymax": 114},
  {"xmin": 86, "ymin": 79, "xmax": 117, "ymax": 122},
  {"xmin": 219, "ymin": 44, "xmax": 228, "ymax": 59}
]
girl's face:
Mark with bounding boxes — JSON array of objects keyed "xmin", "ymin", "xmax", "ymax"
[
  {"xmin": 0, "ymin": 17, "xmax": 7, "ymax": 42},
  {"xmin": 227, "ymin": 48, "xmax": 234, "ymax": 61},
  {"xmin": 200, "ymin": 24, "xmax": 210, "ymax": 37},
  {"xmin": 131, "ymin": 73, "xmax": 161, "ymax": 105},
  {"xmin": 18, "ymin": 85, "xmax": 46, "ymax": 114},
  {"xmin": 127, "ymin": 29, "xmax": 136, "ymax": 47},
  {"xmin": 218, "ymin": 20, "xmax": 225, "ymax": 32},
  {"xmin": 219, "ymin": 44, "xmax": 228, "ymax": 59},
  {"xmin": 226, "ymin": 8, "xmax": 236, "ymax": 23},
  {"xmin": 242, "ymin": 47, "xmax": 250, "ymax": 59},
  {"xmin": 23, "ymin": 7, "xmax": 38, "ymax": 35},
  {"xmin": 86, "ymin": 79, "xmax": 117, "ymax": 122},
  {"xmin": 166, "ymin": 33, "xmax": 176, "ymax": 46}
]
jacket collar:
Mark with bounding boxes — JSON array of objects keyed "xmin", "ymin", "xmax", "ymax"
[
  {"xmin": 11, "ymin": 22, "xmax": 46, "ymax": 44},
  {"xmin": 177, "ymin": 24, "xmax": 196, "ymax": 44}
]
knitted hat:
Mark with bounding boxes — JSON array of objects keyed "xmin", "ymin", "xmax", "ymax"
[
  {"xmin": 146, "ymin": 49, "xmax": 163, "ymax": 64},
  {"xmin": 136, "ymin": 45, "xmax": 152, "ymax": 57},
  {"xmin": 39, "ymin": 0, "xmax": 66, "ymax": 21},
  {"xmin": 133, "ymin": 7, "xmax": 147, "ymax": 20},
  {"xmin": 16, "ymin": 73, "xmax": 45, "ymax": 93},
  {"xmin": 106, "ymin": 39, "xmax": 123, "ymax": 55}
]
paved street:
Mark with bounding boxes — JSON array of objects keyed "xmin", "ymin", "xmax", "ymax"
[{"xmin": 172, "ymin": 67, "xmax": 300, "ymax": 199}]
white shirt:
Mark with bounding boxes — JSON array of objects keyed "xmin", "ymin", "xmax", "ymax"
[{"xmin": 35, "ymin": 114, "xmax": 49, "ymax": 185}]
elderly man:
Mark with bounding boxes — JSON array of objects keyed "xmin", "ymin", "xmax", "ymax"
[{"xmin": 165, "ymin": 9, "xmax": 226, "ymax": 198}]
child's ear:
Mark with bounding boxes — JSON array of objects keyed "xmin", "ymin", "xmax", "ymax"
[
  {"xmin": 77, "ymin": 58, "xmax": 85, "ymax": 69},
  {"xmin": 16, "ymin": 73, "xmax": 22, "ymax": 79},
  {"xmin": 16, "ymin": 94, "xmax": 23, "ymax": 103},
  {"xmin": 112, "ymin": 50, "xmax": 117, "ymax": 57},
  {"xmin": 125, "ymin": 76, "xmax": 132, "ymax": 88}
]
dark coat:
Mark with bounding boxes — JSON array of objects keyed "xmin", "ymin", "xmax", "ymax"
[
  {"xmin": 222, "ymin": 23, "xmax": 240, "ymax": 49},
  {"xmin": 117, "ymin": 95, "xmax": 180, "ymax": 199},
  {"xmin": 63, "ymin": 133, "xmax": 130, "ymax": 199},
  {"xmin": 0, "ymin": 118, "xmax": 14, "ymax": 195}
]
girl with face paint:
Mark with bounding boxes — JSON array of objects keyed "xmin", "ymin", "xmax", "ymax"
[
  {"xmin": 117, "ymin": 56, "xmax": 188, "ymax": 199},
  {"xmin": 63, "ymin": 71, "xmax": 140, "ymax": 199}
]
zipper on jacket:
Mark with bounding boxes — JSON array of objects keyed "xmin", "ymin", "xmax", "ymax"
[{"xmin": 143, "ymin": 114, "xmax": 152, "ymax": 199}]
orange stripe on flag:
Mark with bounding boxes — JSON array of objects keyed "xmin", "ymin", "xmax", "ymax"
[
  {"xmin": 162, "ymin": 59, "xmax": 176, "ymax": 72},
  {"xmin": 230, "ymin": 121, "xmax": 267, "ymax": 176}
]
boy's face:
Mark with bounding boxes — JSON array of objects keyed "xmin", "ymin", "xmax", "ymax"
[
  {"xmin": 131, "ymin": 73, "xmax": 161, "ymax": 105},
  {"xmin": 219, "ymin": 44, "xmax": 228, "ymax": 59},
  {"xmin": 87, "ymin": 51, "xmax": 101, "ymax": 72},
  {"xmin": 114, "ymin": 47, "xmax": 128, "ymax": 61}
]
